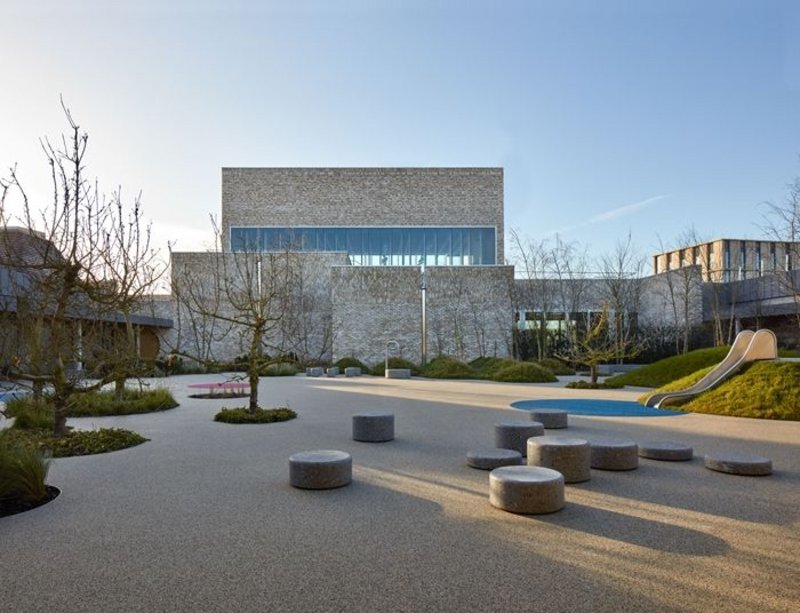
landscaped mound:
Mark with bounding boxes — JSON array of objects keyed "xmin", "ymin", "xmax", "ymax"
[
  {"xmin": 490, "ymin": 362, "xmax": 558, "ymax": 383},
  {"xmin": 605, "ymin": 346, "xmax": 730, "ymax": 388},
  {"xmin": 421, "ymin": 357, "xmax": 477, "ymax": 379},
  {"xmin": 644, "ymin": 361, "xmax": 800, "ymax": 420},
  {"xmin": 214, "ymin": 407, "xmax": 298, "ymax": 424},
  {"xmin": 533, "ymin": 357, "xmax": 575, "ymax": 376}
]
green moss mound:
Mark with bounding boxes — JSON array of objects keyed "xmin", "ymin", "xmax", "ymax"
[
  {"xmin": 490, "ymin": 362, "xmax": 558, "ymax": 383},
  {"xmin": 639, "ymin": 361, "xmax": 800, "ymax": 420},
  {"xmin": 606, "ymin": 346, "xmax": 730, "ymax": 388},
  {"xmin": 683, "ymin": 362, "xmax": 800, "ymax": 420},
  {"xmin": 0, "ymin": 427, "xmax": 148, "ymax": 457},
  {"xmin": 214, "ymin": 407, "xmax": 298, "ymax": 424},
  {"xmin": 421, "ymin": 357, "xmax": 477, "ymax": 379},
  {"xmin": 371, "ymin": 358, "xmax": 421, "ymax": 377}
]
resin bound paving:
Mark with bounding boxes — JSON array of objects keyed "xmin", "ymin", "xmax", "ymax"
[{"xmin": 1, "ymin": 374, "xmax": 799, "ymax": 612}]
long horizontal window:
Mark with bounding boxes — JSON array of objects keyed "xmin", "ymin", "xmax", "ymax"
[{"xmin": 230, "ymin": 226, "xmax": 496, "ymax": 265}]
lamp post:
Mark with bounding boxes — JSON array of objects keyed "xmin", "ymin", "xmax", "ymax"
[{"xmin": 420, "ymin": 264, "xmax": 428, "ymax": 366}]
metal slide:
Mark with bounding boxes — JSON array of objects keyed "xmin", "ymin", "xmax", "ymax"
[{"xmin": 644, "ymin": 329, "xmax": 778, "ymax": 408}]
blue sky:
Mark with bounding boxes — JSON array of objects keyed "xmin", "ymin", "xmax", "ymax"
[{"xmin": 2, "ymin": 0, "xmax": 800, "ymax": 271}]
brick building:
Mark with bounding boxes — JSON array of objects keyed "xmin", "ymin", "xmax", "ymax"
[{"xmin": 169, "ymin": 168, "xmax": 513, "ymax": 365}]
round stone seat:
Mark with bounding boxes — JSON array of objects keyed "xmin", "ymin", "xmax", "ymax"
[
  {"xmin": 494, "ymin": 420, "xmax": 545, "ymax": 456},
  {"xmin": 528, "ymin": 436, "xmax": 591, "ymax": 483},
  {"xmin": 704, "ymin": 452, "xmax": 772, "ymax": 476},
  {"xmin": 466, "ymin": 448, "xmax": 523, "ymax": 470},
  {"xmin": 344, "ymin": 367, "xmax": 362, "ymax": 377},
  {"xmin": 529, "ymin": 409, "xmax": 568, "ymax": 429},
  {"xmin": 489, "ymin": 466, "xmax": 565, "ymax": 514},
  {"xmin": 639, "ymin": 441, "xmax": 694, "ymax": 462},
  {"xmin": 590, "ymin": 438, "xmax": 639, "ymax": 471},
  {"xmin": 289, "ymin": 450, "xmax": 352, "ymax": 489},
  {"xmin": 352, "ymin": 412, "xmax": 395, "ymax": 442},
  {"xmin": 326, "ymin": 367, "xmax": 339, "ymax": 377}
]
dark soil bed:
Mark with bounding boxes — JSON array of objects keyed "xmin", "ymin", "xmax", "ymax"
[{"xmin": 0, "ymin": 485, "xmax": 60, "ymax": 518}]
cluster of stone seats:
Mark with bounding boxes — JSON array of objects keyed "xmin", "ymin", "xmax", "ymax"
[
  {"xmin": 305, "ymin": 366, "xmax": 363, "ymax": 377},
  {"xmin": 470, "ymin": 407, "xmax": 773, "ymax": 515},
  {"xmin": 288, "ymin": 401, "xmax": 773, "ymax": 500},
  {"xmin": 289, "ymin": 412, "xmax": 395, "ymax": 490}
]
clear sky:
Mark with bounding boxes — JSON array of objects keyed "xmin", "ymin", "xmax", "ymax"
[{"xmin": 2, "ymin": 0, "xmax": 800, "ymax": 272}]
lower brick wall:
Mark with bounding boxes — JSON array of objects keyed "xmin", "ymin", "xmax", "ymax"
[{"xmin": 332, "ymin": 265, "xmax": 514, "ymax": 366}]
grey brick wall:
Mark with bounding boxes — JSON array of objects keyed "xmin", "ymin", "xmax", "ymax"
[
  {"xmin": 170, "ymin": 251, "xmax": 347, "ymax": 362},
  {"xmin": 220, "ymin": 168, "xmax": 504, "ymax": 262},
  {"xmin": 331, "ymin": 265, "xmax": 514, "ymax": 366}
]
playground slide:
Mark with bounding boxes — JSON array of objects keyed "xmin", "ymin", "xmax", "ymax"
[{"xmin": 644, "ymin": 329, "xmax": 777, "ymax": 408}]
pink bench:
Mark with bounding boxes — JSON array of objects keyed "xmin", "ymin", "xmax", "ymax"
[{"xmin": 187, "ymin": 382, "xmax": 250, "ymax": 396}]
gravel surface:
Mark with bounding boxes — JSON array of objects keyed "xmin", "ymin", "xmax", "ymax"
[{"xmin": 2, "ymin": 374, "xmax": 799, "ymax": 612}]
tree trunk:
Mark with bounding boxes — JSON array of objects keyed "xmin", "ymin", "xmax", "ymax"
[
  {"xmin": 114, "ymin": 377, "xmax": 126, "ymax": 401},
  {"xmin": 53, "ymin": 401, "xmax": 69, "ymax": 437},
  {"xmin": 590, "ymin": 364, "xmax": 599, "ymax": 384}
]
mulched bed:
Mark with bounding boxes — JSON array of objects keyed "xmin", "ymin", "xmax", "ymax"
[{"xmin": 0, "ymin": 486, "xmax": 60, "ymax": 518}]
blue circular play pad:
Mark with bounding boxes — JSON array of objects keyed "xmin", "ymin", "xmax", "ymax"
[{"xmin": 510, "ymin": 398, "xmax": 686, "ymax": 417}]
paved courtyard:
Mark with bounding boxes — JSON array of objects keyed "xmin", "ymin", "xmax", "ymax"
[{"xmin": 2, "ymin": 374, "xmax": 799, "ymax": 612}]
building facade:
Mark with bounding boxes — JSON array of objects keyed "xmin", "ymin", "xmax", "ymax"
[{"xmin": 170, "ymin": 168, "xmax": 513, "ymax": 365}]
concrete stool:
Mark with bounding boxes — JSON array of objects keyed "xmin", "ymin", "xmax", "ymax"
[
  {"xmin": 289, "ymin": 450, "xmax": 352, "ymax": 489},
  {"xmin": 326, "ymin": 367, "xmax": 339, "ymax": 377},
  {"xmin": 494, "ymin": 421, "xmax": 545, "ymax": 456},
  {"xmin": 344, "ymin": 367, "xmax": 362, "ymax": 377},
  {"xmin": 528, "ymin": 436, "xmax": 591, "ymax": 483},
  {"xmin": 639, "ymin": 441, "xmax": 694, "ymax": 462},
  {"xmin": 704, "ymin": 452, "xmax": 772, "ymax": 476},
  {"xmin": 385, "ymin": 368, "xmax": 411, "ymax": 379},
  {"xmin": 308, "ymin": 367, "xmax": 324, "ymax": 377},
  {"xmin": 590, "ymin": 438, "xmax": 639, "ymax": 471},
  {"xmin": 529, "ymin": 409, "xmax": 568, "ymax": 429},
  {"xmin": 352, "ymin": 412, "xmax": 395, "ymax": 442},
  {"xmin": 466, "ymin": 448, "xmax": 523, "ymax": 470},
  {"xmin": 489, "ymin": 466, "xmax": 565, "ymax": 514}
]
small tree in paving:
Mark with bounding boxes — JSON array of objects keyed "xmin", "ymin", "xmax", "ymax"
[{"xmin": 171, "ymin": 225, "xmax": 300, "ymax": 413}]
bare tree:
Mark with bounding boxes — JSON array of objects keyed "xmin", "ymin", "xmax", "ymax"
[
  {"xmin": 557, "ymin": 306, "xmax": 637, "ymax": 384},
  {"xmin": 0, "ymin": 103, "xmax": 164, "ymax": 436},
  {"xmin": 761, "ymin": 175, "xmax": 800, "ymax": 327},
  {"xmin": 652, "ymin": 228, "xmax": 704, "ymax": 354},
  {"xmin": 171, "ymin": 221, "xmax": 301, "ymax": 412},
  {"xmin": 599, "ymin": 233, "xmax": 645, "ymax": 363},
  {"xmin": 509, "ymin": 229, "xmax": 556, "ymax": 360}
]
